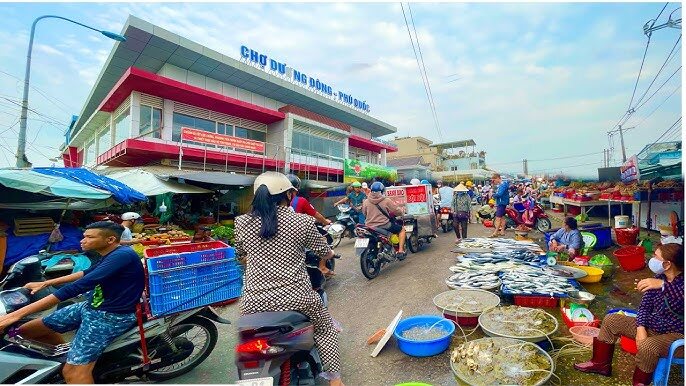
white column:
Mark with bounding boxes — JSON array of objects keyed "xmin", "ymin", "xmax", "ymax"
[
  {"xmin": 381, "ymin": 148, "xmax": 387, "ymax": 166},
  {"xmin": 284, "ymin": 114, "xmax": 293, "ymax": 173},
  {"xmin": 162, "ymin": 99, "xmax": 174, "ymax": 141},
  {"xmin": 130, "ymin": 92, "xmax": 141, "ymax": 138}
]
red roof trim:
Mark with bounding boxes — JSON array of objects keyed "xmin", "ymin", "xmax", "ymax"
[
  {"xmin": 98, "ymin": 67, "xmax": 285, "ymax": 124},
  {"xmin": 348, "ymin": 135, "xmax": 397, "ymax": 152}
]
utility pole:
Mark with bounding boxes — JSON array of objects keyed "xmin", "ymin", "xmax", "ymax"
[
  {"xmin": 618, "ymin": 125, "xmax": 627, "ymax": 163},
  {"xmin": 523, "ymin": 159, "xmax": 528, "ymax": 175},
  {"xmin": 603, "ymin": 149, "xmax": 607, "ymax": 168}
]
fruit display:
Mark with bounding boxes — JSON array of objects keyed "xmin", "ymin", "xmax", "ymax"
[
  {"xmin": 550, "ymin": 180, "xmax": 682, "ymax": 202},
  {"xmin": 132, "ymin": 229, "xmax": 191, "ymax": 245}
]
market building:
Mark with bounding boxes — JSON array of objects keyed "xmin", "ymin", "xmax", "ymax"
[{"xmin": 61, "ymin": 15, "xmax": 398, "ymax": 187}]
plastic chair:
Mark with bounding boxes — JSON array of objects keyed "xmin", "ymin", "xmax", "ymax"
[
  {"xmin": 580, "ymin": 232, "xmax": 597, "ymax": 256},
  {"xmin": 653, "ymin": 339, "xmax": 684, "ymax": 386}
]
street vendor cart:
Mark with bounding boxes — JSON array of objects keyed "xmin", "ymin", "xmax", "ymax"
[{"xmin": 385, "ymin": 184, "xmax": 437, "ymax": 252}]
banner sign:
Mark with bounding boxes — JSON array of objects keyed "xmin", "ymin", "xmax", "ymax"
[
  {"xmin": 343, "ymin": 158, "xmax": 398, "ymax": 184},
  {"xmin": 386, "ymin": 185, "xmax": 431, "ymax": 216},
  {"xmin": 181, "ymin": 127, "xmax": 265, "ymax": 152},
  {"xmin": 620, "ymin": 155, "xmax": 640, "ymax": 183}
]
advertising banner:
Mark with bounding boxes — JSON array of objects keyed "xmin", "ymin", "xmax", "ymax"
[
  {"xmin": 385, "ymin": 185, "xmax": 431, "ymax": 216},
  {"xmin": 620, "ymin": 155, "xmax": 640, "ymax": 183},
  {"xmin": 181, "ymin": 127, "xmax": 265, "ymax": 152},
  {"xmin": 343, "ymin": 158, "xmax": 398, "ymax": 183}
]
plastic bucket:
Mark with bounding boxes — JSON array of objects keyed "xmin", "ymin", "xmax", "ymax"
[
  {"xmin": 613, "ymin": 246, "xmax": 646, "ymax": 271},
  {"xmin": 394, "ymin": 315, "xmax": 454, "ymax": 357},
  {"xmin": 614, "ymin": 215, "xmax": 630, "ymax": 229},
  {"xmin": 614, "ymin": 227, "xmax": 639, "ymax": 246}
]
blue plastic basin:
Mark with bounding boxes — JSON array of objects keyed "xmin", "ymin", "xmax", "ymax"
[{"xmin": 394, "ymin": 315, "xmax": 454, "ymax": 357}]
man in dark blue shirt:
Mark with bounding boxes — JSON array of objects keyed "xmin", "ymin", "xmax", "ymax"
[{"xmin": 0, "ymin": 221, "xmax": 145, "ymax": 383}]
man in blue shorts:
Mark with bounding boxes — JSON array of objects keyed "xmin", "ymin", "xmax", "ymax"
[
  {"xmin": 0, "ymin": 221, "xmax": 145, "ymax": 383},
  {"xmin": 490, "ymin": 173, "xmax": 510, "ymax": 237}
]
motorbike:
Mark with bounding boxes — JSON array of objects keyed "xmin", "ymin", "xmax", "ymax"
[
  {"xmin": 403, "ymin": 215, "xmax": 434, "ymax": 253},
  {"xmin": 306, "ymin": 223, "xmax": 341, "ymax": 292},
  {"xmin": 235, "ymin": 271, "xmax": 331, "ymax": 385},
  {"xmin": 505, "ymin": 202, "xmax": 552, "ymax": 233},
  {"xmin": 1, "ymin": 299, "xmax": 228, "ymax": 383},
  {"xmin": 354, "ymin": 217, "xmax": 413, "ymax": 280},
  {"xmin": 328, "ymin": 204, "xmax": 358, "ymax": 248},
  {"xmin": 438, "ymin": 207, "xmax": 454, "ymax": 233}
]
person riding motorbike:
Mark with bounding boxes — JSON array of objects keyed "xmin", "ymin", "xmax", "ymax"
[
  {"xmin": 410, "ymin": 178, "xmax": 421, "ymax": 185},
  {"xmin": 288, "ymin": 174, "xmax": 335, "ymax": 276},
  {"xmin": 361, "ymin": 182, "xmax": 407, "ymax": 258},
  {"xmin": 235, "ymin": 172, "xmax": 343, "ymax": 386},
  {"xmin": 333, "ymin": 181, "xmax": 367, "ymax": 224},
  {"xmin": 0, "ymin": 221, "xmax": 145, "ymax": 384}
]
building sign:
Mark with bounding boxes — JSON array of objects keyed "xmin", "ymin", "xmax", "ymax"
[
  {"xmin": 386, "ymin": 185, "xmax": 431, "ymax": 216},
  {"xmin": 240, "ymin": 45, "xmax": 370, "ymax": 113},
  {"xmin": 620, "ymin": 155, "xmax": 640, "ymax": 183},
  {"xmin": 180, "ymin": 127, "xmax": 265, "ymax": 152},
  {"xmin": 343, "ymin": 159, "xmax": 397, "ymax": 184}
]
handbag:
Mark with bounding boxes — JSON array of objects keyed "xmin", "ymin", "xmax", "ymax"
[{"xmin": 455, "ymin": 211, "xmax": 469, "ymax": 221}]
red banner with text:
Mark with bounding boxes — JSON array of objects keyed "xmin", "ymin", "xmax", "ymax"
[{"xmin": 181, "ymin": 127, "xmax": 265, "ymax": 152}]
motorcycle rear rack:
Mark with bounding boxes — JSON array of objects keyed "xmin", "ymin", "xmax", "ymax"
[{"xmin": 7, "ymin": 334, "xmax": 70, "ymax": 357}]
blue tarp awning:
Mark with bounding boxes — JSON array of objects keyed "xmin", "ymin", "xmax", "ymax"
[{"xmin": 33, "ymin": 167, "xmax": 147, "ymax": 205}]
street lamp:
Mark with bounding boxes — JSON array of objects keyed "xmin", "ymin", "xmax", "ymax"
[{"xmin": 15, "ymin": 15, "xmax": 126, "ymax": 168}]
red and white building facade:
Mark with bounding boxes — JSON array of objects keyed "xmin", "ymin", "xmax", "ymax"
[{"xmin": 63, "ymin": 15, "xmax": 397, "ymax": 183}]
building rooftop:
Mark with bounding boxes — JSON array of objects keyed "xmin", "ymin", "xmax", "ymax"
[
  {"xmin": 393, "ymin": 136, "xmax": 433, "ymax": 145},
  {"xmin": 430, "ymin": 139, "xmax": 477, "ymax": 150},
  {"xmin": 387, "ymin": 156, "xmax": 429, "ymax": 168},
  {"xmin": 72, "ymin": 15, "xmax": 397, "ymax": 140}
]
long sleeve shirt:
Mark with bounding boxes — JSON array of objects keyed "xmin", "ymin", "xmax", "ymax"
[
  {"xmin": 493, "ymin": 181, "xmax": 510, "ymax": 206},
  {"xmin": 637, "ymin": 273, "xmax": 684, "ymax": 334},
  {"xmin": 451, "ymin": 193, "xmax": 472, "ymax": 214},
  {"xmin": 53, "ymin": 246, "xmax": 145, "ymax": 314},
  {"xmin": 551, "ymin": 228, "xmax": 582, "ymax": 250}
]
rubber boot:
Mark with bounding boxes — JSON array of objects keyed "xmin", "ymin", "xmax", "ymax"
[
  {"xmin": 574, "ymin": 337, "xmax": 615, "ymax": 376},
  {"xmin": 632, "ymin": 367, "xmax": 654, "ymax": 386}
]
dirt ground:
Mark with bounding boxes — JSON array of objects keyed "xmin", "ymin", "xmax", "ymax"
[{"xmin": 163, "ymin": 210, "xmax": 683, "ymax": 385}]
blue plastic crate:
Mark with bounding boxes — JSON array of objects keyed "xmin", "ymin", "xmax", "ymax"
[
  {"xmin": 146, "ymin": 247, "xmax": 235, "ymax": 272},
  {"xmin": 148, "ymin": 259, "xmax": 242, "ymax": 317}
]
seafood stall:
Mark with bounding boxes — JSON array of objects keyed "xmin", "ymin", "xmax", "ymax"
[{"xmin": 385, "ymin": 184, "xmax": 436, "ymax": 237}]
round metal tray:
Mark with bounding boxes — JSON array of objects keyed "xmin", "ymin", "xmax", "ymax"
[
  {"xmin": 478, "ymin": 306, "xmax": 559, "ymax": 343},
  {"xmin": 433, "ymin": 288, "xmax": 500, "ymax": 318}
]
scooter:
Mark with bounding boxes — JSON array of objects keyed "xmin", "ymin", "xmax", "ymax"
[
  {"xmin": 0, "ymin": 292, "xmax": 230, "ymax": 383},
  {"xmin": 504, "ymin": 202, "xmax": 552, "ymax": 233},
  {"xmin": 328, "ymin": 204, "xmax": 358, "ymax": 248},
  {"xmin": 403, "ymin": 215, "xmax": 434, "ymax": 253},
  {"xmin": 235, "ymin": 276, "xmax": 330, "ymax": 385},
  {"xmin": 354, "ymin": 219, "xmax": 410, "ymax": 280},
  {"xmin": 438, "ymin": 207, "xmax": 454, "ymax": 233}
]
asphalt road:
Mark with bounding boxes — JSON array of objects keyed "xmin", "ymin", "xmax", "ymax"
[{"xmin": 163, "ymin": 223, "xmax": 481, "ymax": 385}]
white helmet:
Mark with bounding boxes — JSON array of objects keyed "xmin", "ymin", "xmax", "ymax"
[
  {"xmin": 362, "ymin": 182, "xmax": 368, "ymax": 189},
  {"xmin": 121, "ymin": 212, "xmax": 140, "ymax": 221},
  {"xmin": 254, "ymin": 171, "xmax": 296, "ymax": 195},
  {"xmin": 410, "ymin": 178, "xmax": 421, "ymax": 185}
]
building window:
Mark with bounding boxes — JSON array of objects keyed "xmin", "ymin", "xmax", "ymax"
[
  {"xmin": 235, "ymin": 126, "xmax": 267, "ymax": 142},
  {"xmin": 172, "ymin": 112, "xmax": 216, "ymax": 146},
  {"xmin": 293, "ymin": 132, "xmax": 344, "ymax": 159},
  {"xmin": 97, "ymin": 127, "xmax": 111, "ymax": 155},
  {"xmin": 85, "ymin": 139, "xmax": 95, "ymax": 165},
  {"xmin": 113, "ymin": 109, "xmax": 130, "ymax": 145},
  {"xmin": 140, "ymin": 105, "xmax": 162, "ymax": 139}
]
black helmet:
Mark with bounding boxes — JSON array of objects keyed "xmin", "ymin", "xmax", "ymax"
[{"xmin": 287, "ymin": 174, "xmax": 301, "ymax": 190}]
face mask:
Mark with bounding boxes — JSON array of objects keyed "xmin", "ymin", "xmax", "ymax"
[{"xmin": 648, "ymin": 257, "xmax": 667, "ymax": 274}]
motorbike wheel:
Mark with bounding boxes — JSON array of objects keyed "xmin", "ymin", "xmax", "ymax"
[
  {"xmin": 441, "ymin": 223, "xmax": 448, "ymax": 233},
  {"xmin": 147, "ymin": 316, "xmax": 218, "ymax": 381},
  {"xmin": 536, "ymin": 218, "xmax": 552, "ymax": 233},
  {"xmin": 408, "ymin": 233, "xmax": 420, "ymax": 253},
  {"xmin": 330, "ymin": 232, "xmax": 342, "ymax": 249},
  {"xmin": 360, "ymin": 249, "xmax": 381, "ymax": 280}
]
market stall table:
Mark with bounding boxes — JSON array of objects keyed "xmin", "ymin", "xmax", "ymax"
[
  {"xmin": 550, "ymin": 195, "xmax": 632, "ymax": 220},
  {"xmin": 599, "ymin": 198, "xmax": 640, "ymax": 227}
]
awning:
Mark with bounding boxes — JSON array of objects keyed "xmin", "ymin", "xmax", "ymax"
[
  {"xmin": 106, "ymin": 169, "xmax": 212, "ymax": 196},
  {"xmin": 176, "ymin": 172, "xmax": 256, "ymax": 187},
  {"xmin": 33, "ymin": 167, "xmax": 147, "ymax": 205},
  {"xmin": 0, "ymin": 169, "xmax": 112, "ymax": 200}
]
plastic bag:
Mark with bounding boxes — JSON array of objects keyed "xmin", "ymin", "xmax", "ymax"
[{"xmin": 48, "ymin": 224, "xmax": 64, "ymax": 243}]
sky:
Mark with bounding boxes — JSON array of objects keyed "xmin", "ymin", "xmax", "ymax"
[{"xmin": 0, "ymin": 2, "xmax": 682, "ymax": 178}]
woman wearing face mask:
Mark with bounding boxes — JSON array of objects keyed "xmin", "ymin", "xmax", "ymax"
[
  {"xmin": 235, "ymin": 172, "xmax": 343, "ymax": 386},
  {"xmin": 574, "ymin": 243, "xmax": 684, "ymax": 386}
]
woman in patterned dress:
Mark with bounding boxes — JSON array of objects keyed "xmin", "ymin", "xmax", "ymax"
[{"xmin": 235, "ymin": 172, "xmax": 344, "ymax": 386}]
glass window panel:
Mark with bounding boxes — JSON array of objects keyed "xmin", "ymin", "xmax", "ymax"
[
  {"xmin": 196, "ymin": 117, "xmax": 215, "ymax": 133},
  {"xmin": 139, "ymin": 105, "xmax": 151, "ymax": 137},
  {"xmin": 113, "ymin": 109, "xmax": 130, "ymax": 145},
  {"xmin": 151, "ymin": 107, "xmax": 162, "ymax": 139},
  {"xmin": 98, "ymin": 127, "xmax": 111, "ymax": 154},
  {"xmin": 172, "ymin": 113, "xmax": 195, "ymax": 142},
  {"xmin": 235, "ymin": 126, "xmax": 248, "ymax": 139}
]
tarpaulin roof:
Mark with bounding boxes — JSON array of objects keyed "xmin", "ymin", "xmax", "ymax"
[
  {"xmin": 33, "ymin": 167, "xmax": 147, "ymax": 205},
  {"xmin": 0, "ymin": 169, "xmax": 112, "ymax": 200},
  {"xmin": 106, "ymin": 169, "xmax": 212, "ymax": 196}
]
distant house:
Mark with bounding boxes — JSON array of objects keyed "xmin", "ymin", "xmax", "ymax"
[{"xmin": 387, "ymin": 156, "xmax": 432, "ymax": 182}]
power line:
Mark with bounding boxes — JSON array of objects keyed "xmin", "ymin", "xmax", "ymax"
[
  {"xmin": 400, "ymin": 3, "xmax": 443, "ymax": 142},
  {"xmin": 0, "ymin": 68, "xmax": 76, "ymax": 115},
  {"xmin": 646, "ymin": 116, "xmax": 682, "ymax": 149},
  {"xmin": 633, "ymin": 83, "xmax": 681, "ymax": 128},
  {"xmin": 634, "ymin": 65, "xmax": 682, "ymax": 112},
  {"xmin": 407, "ymin": 3, "xmax": 443, "ymax": 141},
  {"xmin": 626, "ymin": 31, "xmax": 653, "ymax": 111},
  {"xmin": 632, "ymin": 35, "xmax": 682, "ymax": 108}
]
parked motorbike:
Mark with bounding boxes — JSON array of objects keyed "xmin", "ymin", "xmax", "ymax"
[
  {"xmin": 1, "ymin": 301, "xmax": 228, "ymax": 383},
  {"xmin": 235, "ymin": 275, "xmax": 330, "ymax": 385},
  {"xmin": 354, "ymin": 220, "xmax": 411, "ymax": 280},
  {"xmin": 328, "ymin": 204, "xmax": 358, "ymax": 248},
  {"xmin": 403, "ymin": 215, "xmax": 434, "ymax": 253},
  {"xmin": 504, "ymin": 202, "xmax": 552, "ymax": 233},
  {"xmin": 438, "ymin": 207, "xmax": 454, "ymax": 233},
  {"xmin": 305, "ymin": 224, "xmax": 340, "ymax": 292}
]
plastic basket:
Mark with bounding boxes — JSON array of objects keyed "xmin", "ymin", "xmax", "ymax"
[
  {"xmin": 145, "ymin": 242, "xmax": 234, "ymax": 272},
  {"xmin": 513, "ymin": 295, "xmax": 558, "ymax": 308},
  {"xmin": 561, "ymin": 307, "xmax": 600, "ymax": 328},
  {"xmin": 148, "ymin": 259, "xmax": 242, "ymax": 317},
  {"xmin": 570, "ymin": 326, "xmax": 600, "ymax": 346},
  {"xmin": 144, "ymin": 241, "xmax": 230, "ymax": 257}
]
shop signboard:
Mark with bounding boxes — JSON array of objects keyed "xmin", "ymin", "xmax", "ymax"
[
  {"xmin": 386, "ymin": 185, "xmax": 431, "ymax": 216},
  {"xmin": 180, "ymin": 127, "xmax": 265, "ymax": 152},
  {"xmin": 620, "ymin": 155, "xmax": 640, "ymax": 183},
  {"xmin": 343, "ymin": 159, "xmax": 398, "ymax": 184}
]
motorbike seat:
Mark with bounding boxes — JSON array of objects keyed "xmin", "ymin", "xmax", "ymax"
[
  {"xmin": 513, "ymin": 203, "xmax": 527, "ymax": 213},
  {"xmin": 237, "ymin": 311, "xmax": 310, "ymax": 334},
  {"xmin": 369, "ymin": 227, "xmax": 391, "ymax": 236}
]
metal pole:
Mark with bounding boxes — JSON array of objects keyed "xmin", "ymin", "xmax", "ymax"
[
  {"xmin": 16, "ymin": 15, "xmax": 125, "ymax": 167},
  {"xmin": 619, "ymin": 125, "xmax": 627, "ymax": 163},
  {"xmin": 224, "ymin": 146, "xmax": 228, "ymax": 172}
]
